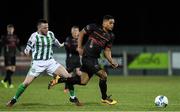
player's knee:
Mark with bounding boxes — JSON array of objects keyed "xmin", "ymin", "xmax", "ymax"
[
  {"xmin": 22, "ymin": 82, "xmax": 30, "ymax": 87},
  {"xmin": 81, "ymin": 78, "xmax": 89, "ymax": 85},
  {"xmin": 100, "ymin": 75, "xmax": 107, "ymax": 80},
  {"xmin": 80, "ymin": 74, "xmax": 89, "ymax": 85},
  {"xmin": 97, "ymin": 70, "xmax": 107, "ymax": 80}
]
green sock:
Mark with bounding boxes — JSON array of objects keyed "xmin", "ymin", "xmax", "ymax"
[
  {"xmin": 69, "ymin": 89, "xmax": 75, "ymax": 97},
  {"xmin": 68, "ymin": 83, "xmax": 75, "ymax": 97},
  {"xmin": 14, "ymin": 83, "xmax": 26, "ymax": 100}
]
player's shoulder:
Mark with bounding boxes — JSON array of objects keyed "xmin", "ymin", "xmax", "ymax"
[
  {"xmin": 48, "ymin": 31, "xmax": 55, "ymax": 37},
  {"xmin": 48, "ymin": 31, "xmax": 54, "ymax": 34},
  {"xmin": 86, "ymin": 23, "xmax": 97, "ymax": 28},
  {"xmin": 31, "ymin": 32, "xmax": 39, "ymax": 37},
  {"xmin": 84, "ymin": 23, "xmax": 98, "ymax": 31}
]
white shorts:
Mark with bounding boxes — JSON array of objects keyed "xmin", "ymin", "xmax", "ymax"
[{"xmin": 27, "ymin": 59, "xmax": 61, "ymax": 77}]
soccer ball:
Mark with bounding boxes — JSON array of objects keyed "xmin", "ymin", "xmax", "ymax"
[{"xmin": 154, "ymin": 95, "xmax": 168, "ymax": 107}]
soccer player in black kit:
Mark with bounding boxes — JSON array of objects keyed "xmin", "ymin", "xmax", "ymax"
[
  {"xmin": 0, "ymin": 24, "xmax": 23, "ymax": 88},
  {"xmin": 64, "ymin": 26, "xmax": 82, "ymax": 105},
  {"xmin": 48, "ymin": 15, "xmax": 118, "ymax": 105},
  {"xmin": 64, "ymin": 26, "xmax": 81, "ymax": 91}
]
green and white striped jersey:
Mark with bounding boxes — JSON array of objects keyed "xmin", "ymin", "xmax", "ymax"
[{"xmin": 25, "ymin": 31, "xmax": 61, "ymax": 60}]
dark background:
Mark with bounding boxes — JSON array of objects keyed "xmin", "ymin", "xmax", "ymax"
[{"xmin": 0, "ymin": 1, "xmax": 180, "ymax": 46}]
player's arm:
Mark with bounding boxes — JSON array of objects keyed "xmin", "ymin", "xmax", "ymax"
[
  {"xmin": 77, "ymin": 29, "xmax": 86, "ymax": 55},
  {"xmin": 24, "ymin": 34, "xmax": 36, "ymax": 56},
  {"xmin": 104, "ymin": 47, "xmax": 118, "ymax": 68},
  {"xmin": 54, "ymin": 38, "xmax": 64, "ymax": 48},
  {"xmin": 50, "ymin": 32, "xmax": 64, "ymax": 48}
]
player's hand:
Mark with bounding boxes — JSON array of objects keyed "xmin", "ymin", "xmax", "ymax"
[
  {"xmin": 111, "ymin": 59, "xmax": 119, "ymax": 68},
  {"xmin": 77, "ymin": 47, "xmax": 83, "ymax": 56},
  {"xmin": 24, "ymin": 49, "xmax": 30, "ymax": 56},
  {"xmin": 59, "ymin": 42, "xmax": 64, "ymax": 47}
]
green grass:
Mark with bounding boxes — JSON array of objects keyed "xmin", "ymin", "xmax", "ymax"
[{"xmin": 0, "ymin": 75, "xmax": 180, "ymax": 111}]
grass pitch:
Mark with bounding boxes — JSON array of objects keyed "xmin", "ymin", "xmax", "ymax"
[{"xmin": 0, "ymin": 75, "xmax": 180, "ymax": 111}]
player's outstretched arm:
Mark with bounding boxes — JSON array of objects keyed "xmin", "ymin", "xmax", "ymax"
[
  {"xmin": 104, "ymin": 47, "xmax": 118, "ymax": 68},
  {"xmin": 54, "ymin": 38, "xmax": 64, "ymax": 47}
]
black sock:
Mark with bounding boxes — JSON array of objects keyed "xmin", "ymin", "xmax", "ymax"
[
  {"xmin": 58, "ymin": 75, "xmax": 82, "ymax": 85},
  {"xmin": 67, "ymin": 75, "xmax": 82, "ymax": 85},
  {"xmin": 4, "ymin": 70, "xmax": 14, "ymax": 85},
  {"xmin": 99, "ymin": 79, "xmax": 107, "ymax": 100}
]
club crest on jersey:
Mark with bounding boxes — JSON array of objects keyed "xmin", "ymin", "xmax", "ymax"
[{"xmin": 31, "ymin": 68, "xmax": 36, "ymax": 73}]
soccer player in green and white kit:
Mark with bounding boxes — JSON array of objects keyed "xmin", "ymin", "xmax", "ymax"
[{"xmin": 6, "ymin": 19, "xmax": 71, "ymax": 107}]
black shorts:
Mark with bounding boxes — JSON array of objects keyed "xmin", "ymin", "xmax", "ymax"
[
  {"xmin": 80, "ymin": 56, "xmax": 101, "ymax": 78},
  {"xmin": 66, "ymin": 55, "xmax": 81, "ymax": 72},
  {"xmin": 5, "ymin": 56, "xmax": 16, "ymax": 66}
]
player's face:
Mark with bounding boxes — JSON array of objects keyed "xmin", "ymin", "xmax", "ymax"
[
  {"xmin": 39, "ymin": 23, "xmax": 49, "ymax": 35},
  {"xmin": 71, "ymin": 28, "xmax": 79, "ymax": 39},
  {"xmin": 103, "ymin": 19, "xmax": 115, "ymax": 31},
  {"xmin": 7, "ymin": 27, "xmax": 14, "ymax": 34}
]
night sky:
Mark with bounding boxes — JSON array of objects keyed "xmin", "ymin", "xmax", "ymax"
[{"xmin": 0, "ymin": 1, "xmax": 180, "ymax": 46}]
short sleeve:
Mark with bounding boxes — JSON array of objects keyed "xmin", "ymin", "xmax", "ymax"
[
  {"xmin": 83, "ymin": 24, "xmax": 96, "ymax": 34},
  {"xmin": 105, "ymin": 33, "xmax": 115, "ymax": 48}
]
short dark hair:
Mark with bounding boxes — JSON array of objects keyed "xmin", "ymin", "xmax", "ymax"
[
  {"xmin": 71, "ymin": 25, "xmax": 79, "ymax": 29},
  {"xmin": 7, "ymin": 24, "xmax": 14, "ymax": 28},
  {"xmin": 37, "ymin": 19, "xmax": 48, "ymax": 26},
  {"xmin": 103, "ymin": 15, "xmax": 114, "ymax": 21}
]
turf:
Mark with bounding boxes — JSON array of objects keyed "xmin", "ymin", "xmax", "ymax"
[{"xmin": 0, "ymin": 75, "xmax": 180, "ymax": 111}]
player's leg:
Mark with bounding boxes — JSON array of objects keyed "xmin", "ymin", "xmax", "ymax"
[
  {"xmin": 8, "ymin": 56, "xmax": 16, "ymax": 88},
  {"xmin": 46, "ymin": 59, "xmax": 83, "ymax": 106},
  {"xmin": 1, "ymin": 56, "xmax": 15, "ymax": 88},
  {"xmin": 48, "ymin": 55, "xmax": 97, "ymax": 87},
  {"xmin": 6, "ymin": 75, "xmax": 36, "ymax": 107},
  {"xmin": 64, "ymin": 56, "xmax": 81, "ymax": 93},
  {"xmin": 66, "ymin": 82, "xmax": 83, "ymax": 106},
  {"xmin": 6, "ymin": 61, "xmax": 44, "ymax": 107},
  {"xmin": 63, "ymin": 65, "xmax": 73, "ymax": 93},
  {"xmin": 55, "ymin": 68, "xmax": 84, "ymax": 106},
  {"xmin": 48, "ymin": 69, "xmax": 89, "ymax": 88},
  {"xmin": 53, "ymin": 64, "xmax": 72, "ymax": 78},
  {"xmin": 64, "ymin": 67, "xmax": 82, "ymax": 91},
  {"xmin": 8, "ymin": 66, "xmax": 16, "ymax": 88},
  {"xmin": 47, "ymin": 59, "xmax": 71, "ymax": 89},
  {"xmin": 67, "ymin": 67, "xmax": 81, "ymax": 94},
  {"xmin": 64, "ymin": 60, "xmax": 83, "ymax": 105},
  {"xmin": 64, "ymin": 59, "xmax": 71, "ymax": 92},
  {"xmin": 1, "ymin": 66, "xmax": 10, "ymax": 88},
  {"xmin": 63, "ymin": 55, "xmax": 93, "ymax": 85},
  {"xmin": 96, "ymin": 69, "xmax": 117, "ymax": 105},
  {"xmin": 48, "ymin": 64, "xmax": 72, "ymax": 88}
]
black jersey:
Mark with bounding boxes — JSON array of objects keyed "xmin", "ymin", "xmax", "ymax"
[
  {"xmin": 83, "ymin": 24, "xmax": 115, "ymax": 58},
  {"xmin": 0, "ymin": 34, "xmax": 21, "ymax": 56},
  {"xmin": 65, "ymin": 36, "xmax": 79, "ymax": 58}
]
